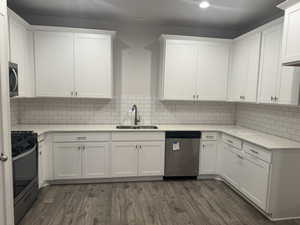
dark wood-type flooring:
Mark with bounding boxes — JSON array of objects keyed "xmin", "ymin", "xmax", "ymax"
[{"xmin": 19, "ymin": 180, "xmax": 300, "ymax": 225}]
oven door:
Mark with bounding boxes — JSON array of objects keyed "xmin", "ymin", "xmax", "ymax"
[
  {"xmin": 9, "ymin": 62, "xmax": 18, "ymax": 97},
  {"xmin": 13, "ymin": 145, "xmax": 37, "ymax": 201}
]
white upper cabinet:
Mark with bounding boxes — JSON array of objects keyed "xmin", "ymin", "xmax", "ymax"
[
  {"xmin": 0, "ymin": 0, "xmax": 6, "ymax": 16},
  {"xmin": 35, "ymin": 28, "xmax": 114, "ymax": 98},
  {"xmin": 196, "ymin": 41, "xmax": 230, "ymax": 101},
  {"xmin": 258, "ymin": 24, "xmax": 283, "ymax": 104},
  {"xmin": 74, "ymin": 33, "xmax": 112, "ymax": 98},
  {"xmin": 162, "ymin": 39, "xmax": 198, "ymax": 100},
  {"xmin": 258, "ymin": 22, "xmax": 300, "ymax": 105},
  {"xmin": 228, "ymin": 32, "xmax": 261, "ymax": 103},
  {"xmin": 279, "ymin": 1, "xmax": 300, "ymax": 66},
  {"xmin": 35, "ymin": 31, "xmax": 75, "ymax": 97},
  {"xmin": 161, "ymin": 36, "xmax": 230, "ymax": 101},
  {"xmin": 8, "ymin": 10, "xmax": 35, "ymax": 97}
]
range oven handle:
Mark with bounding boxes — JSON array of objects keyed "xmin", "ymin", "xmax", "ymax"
[
  {"xmin": 11, "ymin": 68, "xmax": 18, "ymax": 92},
  {"xmin": 13, "ymin": 145, "xmax": 37, "ymax": 161}
]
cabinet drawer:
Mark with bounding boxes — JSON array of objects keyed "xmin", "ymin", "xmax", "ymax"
[
  {"xmin": 112, "ymin": 132, "xmax": 165, "ymax": 141},
  {"xmin": 243, "ymin": 142, "xmax": 271, "ymax": 163},
  {"xmin": 222, "ymin": 134, "xmax": 242, "ymax": 150},
  {"xmin": 202, "ymin": 132, "xmax": 218, "ymax": 141},
  {"xmin": 53, "ymin": 132, "xmax": 111, "ymax": 142}
]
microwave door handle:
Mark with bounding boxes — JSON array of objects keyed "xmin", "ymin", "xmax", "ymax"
[{"xmin": 12, "ymin": 68, "xmax": 18, "ymax": 92}]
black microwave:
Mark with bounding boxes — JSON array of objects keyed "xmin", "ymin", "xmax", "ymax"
[{"xmin": 9, "ymin": 62, "xmax": 18, "ymax": 97}]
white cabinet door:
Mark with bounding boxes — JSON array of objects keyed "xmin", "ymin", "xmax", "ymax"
[
  {"xmin": 8, "ymin": 13, "xmax": 35, "ymax": 97},
  {"xmin": 53, "ymin": 143, "xmax": 82, "ymax": 179},
  {"xmin": 162, "ymin": 40, "xmax": 198, "ymax": 100},
  {"xmin": 240, "ymin": 155, "xmax": 270, "ymax": 210},
  {"xmin": 35, "ymin": 31, "xmax": 74, "ymax": 97},
  {"xmin": 222, "ymin": 144, "xmax": 242, "ymax": 189},
  {"xmin": 111, "ymin": 142, "xmax": 138, "ymax": 177},
  {"xmin": 281, "ymin": 2, "xmax": 300, "ymax": 65},
  {"xmin": 277, "ymin": 66, "xmax": 300, "ymax": 105},
  {"xmin": 138, "ymin": 142, "xmax": 164, "ymax": 176},
  {"xmin": 259, "ymin": 24, "xmax": 283, "ymax": 104},
  {"xmin": 74, "ymin": 33, "xmax": 112, "ymax": 98},
  {"xmin": 196, "ymin": 41, "xmax": 230, "ymax": 101},
  {"xmin": 38, "ymin": 141, "xmax": 45, "ymax": 188},
  {"xmin": 82, "ymin": 142, "xmax": 109, "ymax": 178},
  {"xmin": 228, "ymin": 33, "xmax": 261, "ymax": 102},
  {"xmin": 0, "ymin": 0, "xmax": 6, "ymax": 16},
  {"xmin": 199, "ymin": 141, "xmax": 217, "ymax": 175}
]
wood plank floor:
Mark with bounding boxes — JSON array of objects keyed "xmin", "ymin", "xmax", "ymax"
[{"xmin": 19, "ymin": 180, "xmax": 300, "ymax": 225}]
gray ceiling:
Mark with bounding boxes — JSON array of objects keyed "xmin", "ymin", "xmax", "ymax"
[{"xmin": 8, "ymin": 0, "xmax": 285, "ymax": 33}]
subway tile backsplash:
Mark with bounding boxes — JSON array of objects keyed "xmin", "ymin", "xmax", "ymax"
[
  {"xmin": 236, "ymin": 103, "xmax": 300, "ymax": 142},
  {"xmin": 10, "ymin": 98, "xmax": 300, "ymax": 143},
  {"xmin": 11, "ymin": 97, "xmax": 236, "ymax": 125}
]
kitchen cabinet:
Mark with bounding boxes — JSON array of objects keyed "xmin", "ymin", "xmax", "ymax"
[
  {"xmin": 53, "ymin": 143, "xmax": 82, "ymax": 179},
  {"xmin": 228, "ymin": 32, "xmax": 261, "ymax": 102},
  {"xmin": 82, "ymin": 143, "xmax": 109, "ymax": 178},
  {"xmin": 111, "ymin": 142, "xmax": 138, "ymax": 177},
  {"xmin": 160, "ymin": 36, "xmax": 230, "ymax": 101},
  {"xmin": 221, "ymin": 143, "xmax": 242, "ymax": 188},
  {"xmin": 38, "ymin": 139, "xmax": 45, "ymax": 188},
  {"xmin": 138, "ymin": 142, "xmax": 165, "ymax": 176},
  {"xmin": 74, "ymin": 33, "xmax": 112, "ymax": 98},
  {"xmin": 8, "ymin": 10, "xmax": 35, "ymax": 97},
  {"xmin": 161, "ymin": 39, "xmax": 198, "ymax": 101},
  {"xmin": 111, "ymin": 141, "xmax": 165, "ymax": 177},
  {"xmin": 240, "ymin": 154, "xmax": 270, "ymax": 210},
  {"xmin": 53, "ymin": 142, "xmax": 110, "ymax": 180},
  {"xmin": 279, "ymin": 1, "xmax": 300, "ymax": 66},
  {"xmin": 35, "ymin": 29, "xmax": 114, "ymax": 98},
  {"xmin": 199, "ymin": 141, "xmax": 217, "ymax": 174},
  {"xmin": 0, "ymin": 0, "xmax": 6, "ymax": 16},
  {"xmin": 35, "ymin": 31, "xmax": 75, "ymax": 97},
  {"xmin": 258, "ymin": 22, "xmax": 300, "ymax": 105}
]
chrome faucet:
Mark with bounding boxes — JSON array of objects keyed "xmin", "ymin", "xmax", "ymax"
[{"xmin": 131, "ymin": 104, "xmax": 140, "ymax": 126}]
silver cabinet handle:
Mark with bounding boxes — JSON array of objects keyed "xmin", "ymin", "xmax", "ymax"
[
  {"xmin": 136, "ymin": 145, "xmax": 138, "ymax": 149},
  {"xmin": 78, "ymin": 146, "xmax": 81, "ymax": 151},
  {"xmin": 271, "ymin": 96, "xmax": 274, "ymax": 101},
  {"xmin": 75, "ymin": 91, "xmax": 78, "ymax": 96},
  {"xmin": 77, "ymin": 137, "xmax": 87, "ymax": 140},
  {"xmin": 139, "ymin": 145, "xmax": 142, "ymax": 150},
  {"xmin": 250, "ymin": 149, "xmax": 259, "ymax": 154},
  {"xmin": 82, "ymin": 145, "xmax": 85, "ymax": 150},
  {"xmin": 206, "ymin": 136, "xmax": 214, "ymax": 139},
  {"xmin": 237, "ymin": 154, "xmax": 244, "ymax": 160},
  {"xmin": 0, "ymin": 153, "xmax": 8, "ymax": 162},
  {"xmin": 71, "ymin": 91, "xmax": 74, "ymax": 96},
  {"xmin": 227, "ymin": 139, "xmax": 233, "ymax": 144}
]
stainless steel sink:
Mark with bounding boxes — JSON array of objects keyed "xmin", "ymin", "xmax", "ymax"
[{"xmin": 116, "ymin": 125, "xmax": 158, "ymax": 129}]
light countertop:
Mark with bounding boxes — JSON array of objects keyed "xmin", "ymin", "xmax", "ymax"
[{"xmin": 12, "ymin": 124, "xmax": 300, "ymax": 150}]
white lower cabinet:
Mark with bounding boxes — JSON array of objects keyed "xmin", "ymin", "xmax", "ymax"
[
  {"xmin": 138, "ymin": 142, "xmax": 165, "ymax": 176},
  {"xmin": 82, "ymin": 143, "xmax": 109, "ymax": 178},
  {"xmin": 221, "ymin": 143, "xmax": 242, "ymax": 188},
  {"xmin": 220, "ymin": 139, "xmax": 271, "ymax": 211},
  {"xmin": 111, "ymin": 142, "xmax": 138, "ymax": 177},
  {"xmin": 111, "ymin": 141, "xmax": 165, "ymax": 178},
  {"xmin": 199, "ymin": 141, "xmax": 217, "ymax": 174},
  {"xmin": 53, "ymin": 142, "xmax": 110, "ymax": 180},
  {"xmin": 53, "ymin": 143, "xmax": 82, "ymax": 179},
  {"xmin": 240, "ymin": 154, "xmax": 270, "ymax": 210}
]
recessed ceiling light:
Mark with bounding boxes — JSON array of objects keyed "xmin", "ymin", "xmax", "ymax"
[{"xmin": 199, "ymin": 1, "xmax": 210, "ymax": 9}]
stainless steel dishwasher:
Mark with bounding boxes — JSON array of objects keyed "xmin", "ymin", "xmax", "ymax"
[{"xmin": 164, "ymin": 131, "xmax": 201, "ymax": 178}]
